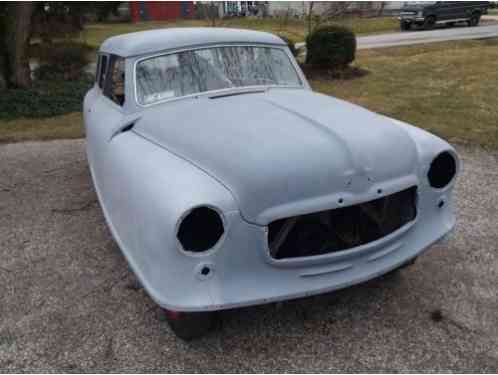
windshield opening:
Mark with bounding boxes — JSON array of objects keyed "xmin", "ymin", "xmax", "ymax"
[{"xmin": 135, "ymin": 45, "xmax": 302, "ymax": 105}]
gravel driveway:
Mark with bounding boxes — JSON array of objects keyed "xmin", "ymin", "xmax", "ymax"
[{"xmin": 0, "ymin": 140, "xmax": 497, "ymax": 372}]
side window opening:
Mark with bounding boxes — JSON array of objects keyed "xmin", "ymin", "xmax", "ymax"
[
  {"xmin": 104, "ymin": 55, "xmax": 125, "ymax": 106},
  {"xmin": 98, "ymin": 55, "xmax": 108, "ymax": 89},
  {"xmin": 95, "ymin": 55, "xmax": 101, "ymax": 84}
]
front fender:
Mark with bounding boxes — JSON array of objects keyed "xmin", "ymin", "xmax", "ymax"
[
  {"xmin": 386, "ymin": 117, "xmax": 460, "ymax": 179},
  {"xmin": 88, "ymin": 130, "xmax": 238, "ymax": 309}
]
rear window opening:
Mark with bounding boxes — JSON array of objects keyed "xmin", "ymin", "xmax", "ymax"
[{"xmin": 268, "ymin": 187, "xmax": 417, "ymax": 260}]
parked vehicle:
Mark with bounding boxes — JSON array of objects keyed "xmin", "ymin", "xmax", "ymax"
[
  {"xmin": 399, "ymin": 1, "xmax": 489, "ymax": 30},
  {"xmin": 84, "ymin": 28, "xmax": 459, "ymax": 340}
]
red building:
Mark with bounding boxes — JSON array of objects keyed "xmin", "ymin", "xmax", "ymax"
[{"xmin": 130, "ymin": 1, "xmax": 194, "ymax": 22}]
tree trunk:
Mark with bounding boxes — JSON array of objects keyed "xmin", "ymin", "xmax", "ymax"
[
  {"xmin": 0, "ymin": 4, "xmax": 7, "ymax": 89},
  {"xmin": 307, "ymin": 2, "xmax": 315, "ymax": 35},
  {"xmin": 0, "ymin": 57, "xmax": 7, "ymax": 89},
  {"xmin": 208, "ymin": 3, "xmax": 218, "ymax": 27},
  {"xmin": 5, "ymin": 2, "xmax": 34, "ymax": 89},
  {"xmin": 377, "ymin": 2, "xmax": 386, "ymax": 17}
]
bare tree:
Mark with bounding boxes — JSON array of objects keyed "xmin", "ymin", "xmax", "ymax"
[
  {"xmin": 198, "ymin": 2, "xmax": 220, "ymax": 27},
  {"xmin": 0, "ymin": 4, "xmax": 7, "ymax": 89},
  {"xmin": 377, "ymin": 2, "xmax": 386, "ymax": 17},
  {"xmin": 0, "ymin": 56, "xmax": 6, "ymax": 89},
  {"xmin": 306, "ymin": 1, "xmax": 353, "ymax": 34},
  {"xmin": 0, "ymin": 2, "xmax": 123, "ymax": 89},
  {"xmin": 275, "ymin": 6, "xmax": 293, "ymax": 32},
  {"xmin": 306, "ymin": 2, "xmax": 315, "ymax": 35},
  {"xmin": 4, "ymin": 2, "xmax": 35, "ymax": 88},
  {"xmin": 256, "ymin": 2, "xmax": 268, "ymax": 18}
]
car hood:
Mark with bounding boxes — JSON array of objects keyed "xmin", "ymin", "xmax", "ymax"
[{"xmin": 133, "ymin": 89, "xmax": 419, "ymax": 225}]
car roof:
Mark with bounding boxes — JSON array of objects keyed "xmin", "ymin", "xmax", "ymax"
[{"xmin": 99, "ymin": 27, "xmax": 286, "ymax": 57}]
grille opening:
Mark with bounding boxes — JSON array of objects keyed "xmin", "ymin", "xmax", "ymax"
[
  {"xmin": 177, "ymin": 207, "xmax": 224, "ymax": 252},
  {"xmin": 428, "ymin": 151, "xmax": 456, "ymax": 189},
  {"xmin": 268, "ymin": 186, "xmax": 417, "ymax": 260}
]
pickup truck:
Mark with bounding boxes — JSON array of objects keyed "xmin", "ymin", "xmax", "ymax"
[{"xmin": 399, "ymin": 1, "xmax": 489, "ymax": 30}]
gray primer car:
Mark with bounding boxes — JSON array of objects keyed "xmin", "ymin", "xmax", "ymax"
[{"xmin": 84, "ymin": 28, "xmax": 459, "ymax": 339}]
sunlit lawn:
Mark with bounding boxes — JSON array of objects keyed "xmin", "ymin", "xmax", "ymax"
[{"xmin": 0, "ymin": 112, "xmax": 83, "ymax": 144}]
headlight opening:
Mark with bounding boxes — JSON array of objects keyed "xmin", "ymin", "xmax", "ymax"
[
  {"xmin": 428, "ymin": 151, "xmax": 457, "ymax": 189},
  {"xmin": 177, "ymin": 206, "xmax": 225, "ymax": 253}
]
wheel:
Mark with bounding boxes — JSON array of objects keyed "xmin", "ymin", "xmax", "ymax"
[
  {"xmin": 467, "ymin": 14, "xmax": 480, "ymax": 27},
  {"xmin": 400, "ymin": 21, "xmax": 411, "ymax": 31},
  {"xmin": 423, "ymin": 16, "xmax": 436, "ymax": 30},
  {"xmin": 447, "ymin": 22, "xmax": 455, "ymax": 27},
  {"xmin": 164, "ymin": 309, "xmax": 217, "ymax": 340}
]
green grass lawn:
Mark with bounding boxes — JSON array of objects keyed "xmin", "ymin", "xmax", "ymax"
[
  {"xmin": 1, "ymin": 38, "xmax": 497, "ymax": 147},
  {"xmin": 0, "ymin": 112, "xmax": 83, "ymax": 144},
  {"xmin": 80, "ymin": 16, "xmax": 399, "ymax": 48}
]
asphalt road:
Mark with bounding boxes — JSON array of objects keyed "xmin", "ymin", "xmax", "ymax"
[
  {"xmin": 1, "ymin": 140, "xmax": 497, "ymax": 372},
  {"xmin": 296, "ymin": 23, "xmax": 498, "ymax": 50}
]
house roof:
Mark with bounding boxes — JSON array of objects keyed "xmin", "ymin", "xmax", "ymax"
[{"xmin": 99, "ymin": 27, "xmax": 286, "ymax": 57}]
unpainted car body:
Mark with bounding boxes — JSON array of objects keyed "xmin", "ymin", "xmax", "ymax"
[{"xmin": 84, "ymin": 28, "xmax": 459, "ymax": 339}]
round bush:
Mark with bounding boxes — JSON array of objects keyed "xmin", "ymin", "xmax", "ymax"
[
  {"xmin": 305, "ymin": 25, "xmax": 357, "ymax": 69},
  {"xmin": 278, "ymin": 35, "xmax": 298, "ymax": 57}
]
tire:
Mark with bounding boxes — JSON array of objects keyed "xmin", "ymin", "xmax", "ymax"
[
  {"xmin": 423, "ymin": 16, "xmax": 436, "ymax": 30},
  {"xmin": 467, "ymin": 14, "xmax": 480, "ymax": 27},
  {"xmin": 400, "ymin": 21, "xmax": 411, "ymax": 31},
  {"xmin": 164, "ymin": 310, "xmax": 217, "ymax": 341},
  {"xmin": 447, "ymin": 22, "xmax": 455, "ymax": 27}
]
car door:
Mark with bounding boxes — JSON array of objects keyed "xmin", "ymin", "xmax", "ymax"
[
  {"xmin": 439, "ymin": 1, "xmax": 463, "ymax": 21},
  {"xmin": 436, "ymin": 1, "xmax": 454, "ymax": 21},
  {"xmin": 453, "ymin": 1, "xmax": 469, "ymax": 20},
  {"xmin": 461, "ymin": 1, "xmax": 477, "ymax": 19},
  {"xmin": 84, "ymin": 54, "xmax": 126, "ymax": 188},
  {"xmin": 450, "ymin": 1, "xmax": 468, "ymax": 21}
]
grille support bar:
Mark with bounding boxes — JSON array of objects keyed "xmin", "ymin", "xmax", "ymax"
[{"xmin": 268, "ymin": 186, "xmax": 417, "ymax": 260}]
